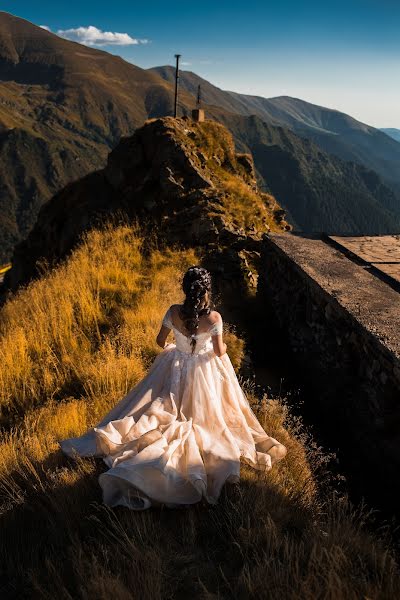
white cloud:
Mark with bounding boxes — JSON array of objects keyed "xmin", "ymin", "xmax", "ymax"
[
  {"xmin": 40, "ymin": 25, "xmax": 148, "ymax": 47},
  {"xmin": 39, "ymin": 25, "xmax": 51, "ymax": 31}
]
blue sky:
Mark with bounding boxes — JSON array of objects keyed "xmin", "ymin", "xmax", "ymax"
[{"xmin": 2, "ymin": 0, "xmax": 399, "ymax": 127}]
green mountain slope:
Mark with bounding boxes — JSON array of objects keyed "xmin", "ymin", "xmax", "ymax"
[
  {"xmin": 216, "ymin": 113, "xmax": 400, "ymax": 234},
  {"xmin": 0, "ymin": 12, "xmax": 194, "ymax": 263},
  {"xmin": 5, "ymin": 117, "xmax": 289, "ymax": 290}
]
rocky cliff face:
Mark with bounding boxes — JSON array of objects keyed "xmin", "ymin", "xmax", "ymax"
[{"xmin": 5, "ymin": 117, "xmax": 290, "ymax": 293}]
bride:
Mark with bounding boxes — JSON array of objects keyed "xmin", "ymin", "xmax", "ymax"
[{"xmin": 60, "ymin": 266, "xmax": 287, "ymax": 509}]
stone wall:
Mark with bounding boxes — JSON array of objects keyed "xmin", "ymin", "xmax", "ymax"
[{"xmin": 259, "ymin": 232, "xmax": 400, "ymax": 511}]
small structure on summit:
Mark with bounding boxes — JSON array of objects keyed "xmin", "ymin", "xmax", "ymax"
[{"xmin": 192, "ymin": 84, "xmax": 205, "ymax": 122}]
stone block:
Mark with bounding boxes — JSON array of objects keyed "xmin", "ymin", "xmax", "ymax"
[{"xmin": 192, "ymin": 109, "xmax": 205, "ymax": 122}]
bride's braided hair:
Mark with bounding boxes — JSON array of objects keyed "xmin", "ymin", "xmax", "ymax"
[{"xmin": 179, "ymin": 266, "xmax": 212, "ymax": 352}]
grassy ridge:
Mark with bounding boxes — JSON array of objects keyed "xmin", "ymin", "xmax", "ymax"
[{"xmin": 0, "ymin": 223, "xmax": 399, "ymax": 598}]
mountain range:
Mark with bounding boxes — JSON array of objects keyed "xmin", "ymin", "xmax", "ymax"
[
  {"xmin": 150, "ymin": 66, "xmax": 400, "ymax": 190},
  {"xmin": 214, "ymin": 113, "xmax": 400, "ymax": 233},
  {"xmin": 1, "ymin": 11, "xmax": 400, "ymax": 264},
  {"xmin": 0, "ymin": 11, "xmax": 186, "ymax": 262},
  {"xmin": 381, "ymin": 128, "xmax": 400, "ymax": 143}
]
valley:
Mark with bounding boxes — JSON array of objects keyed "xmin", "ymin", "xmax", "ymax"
[{"xmin": 1, "ymin": 11, "xmax": 400, "ymax": 265}]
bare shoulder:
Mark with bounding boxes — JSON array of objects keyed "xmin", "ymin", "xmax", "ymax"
[
  {"xmin": 169, "ymin": 304, "xmax": 182, "ymax": 315},
  {"xmin": 207, "ymin": 310, "xmax": 222, "ymax": 324}
]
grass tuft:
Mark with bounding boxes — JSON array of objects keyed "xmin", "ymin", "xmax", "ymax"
[{"xmin": 0, "ymin": 222, "xmax": 398, "ymax": 598}]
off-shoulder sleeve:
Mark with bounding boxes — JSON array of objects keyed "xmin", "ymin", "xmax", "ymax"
[
  {"xmin": 162, "ymin": 307, "xmax": 173, "ymax": 329},
  {"xmin": 209, "ymin": 318, "xmax": 223, "ymax": 336}
]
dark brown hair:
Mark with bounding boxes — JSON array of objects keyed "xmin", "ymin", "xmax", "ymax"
[{"xmin": 179, "ymin": 266, "xmax": 212, "ymax": 352}]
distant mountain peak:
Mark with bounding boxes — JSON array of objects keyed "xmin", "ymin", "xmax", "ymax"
[
  {"xmin": 151, "ymin": 64, "xmax": 400, "ymax": 185},
  {"xmin": 381, "ymin": 128, "xmax": 400, "ymax": 143}
]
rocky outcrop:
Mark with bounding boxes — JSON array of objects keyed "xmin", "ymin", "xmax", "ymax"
[{"xmin": 5, "ymin": 117, "xmax": 290, "ymax": 292}]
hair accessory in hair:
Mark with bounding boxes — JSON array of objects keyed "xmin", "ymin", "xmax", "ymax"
[{"xmin": 179, "ymin": 266, "xmax": 212, "ymax": 353}]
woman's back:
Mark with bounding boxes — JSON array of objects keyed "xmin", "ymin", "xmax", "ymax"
[{"xmin": 163, "ymin": 304, "xmax": 223, "ymax": 355}]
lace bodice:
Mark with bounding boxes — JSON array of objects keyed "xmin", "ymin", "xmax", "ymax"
[{"xmin": 162, "ymin": 307, "xmax": 223, "ymax": 355}]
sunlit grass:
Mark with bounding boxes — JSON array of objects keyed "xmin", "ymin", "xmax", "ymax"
[
  {"xmin": 0, "ymin": 222, "xmax": 398, "ymax": 599},
  {"xmin": 216, "ymin": 171, "xmax": 284, "ymax": 232},
  {"xmin": 0, "ymin": 225, "xmax": 196, "ymax": 422},
  {"xmin": 181, "ymin": 119, "xmax": 287, "ymax": 233}
]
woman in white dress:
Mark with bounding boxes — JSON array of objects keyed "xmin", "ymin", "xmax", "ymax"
[{"xmin": 60, "ymin": 266, "xmax": 287, "ymax": 509}]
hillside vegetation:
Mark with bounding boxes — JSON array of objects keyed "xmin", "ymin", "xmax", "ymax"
[
  {"xmin": 5, "ymin": 117, "xmax": 290, "ymax": 291},
  {"xmin": 0, "ymin": 11, "xmax": 193, "ymax": 263},
  {"xmin": 2, "ymin": 11, "xmax": 400, "ymax": 264},
  {"xmin": 0, "ymin": 222, "xmax": 399, "ymax": 599},
  {"xmin": 215, "ymin": 113, "xmax": 400, "ymax": 234}
]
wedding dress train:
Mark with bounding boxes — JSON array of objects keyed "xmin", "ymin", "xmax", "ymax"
[{"xmin": 59, "ymin": 308, "xmax": 287, "ymax": 509}]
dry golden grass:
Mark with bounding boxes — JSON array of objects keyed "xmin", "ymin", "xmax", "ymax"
[
  {"xmin": 183, "ymin": 120, "xmax": 285, "ymax": 234},
  {"xmin": 216, "ymin": 171, "xmax": 283, "ymax": 233},
  {"xmin": 0, "ymin": 225, "xmax": 191, "ymax": 423},
  {"xmin": 191, "ymin": 120, "xmax": 238, "ymax": 169},
  {"xmin": 0, "ymin": 263, "xmax": 11, "ymax": 275},
  {"xmin": 0, "ymin": 222, "xmax": 399, "ymax": 599}
]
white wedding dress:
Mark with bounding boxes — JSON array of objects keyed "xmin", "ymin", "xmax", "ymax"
[{"xmin": 60, "ymin": 308, "xmax": 287, "ymax": 509}]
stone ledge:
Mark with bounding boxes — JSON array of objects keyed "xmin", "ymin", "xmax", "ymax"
[
  {"xmin": 260, "ymin": 231, "xmax": 400, "ymax": 510},
  {"xmin": 267, "ymin": 233, "xmax": 400, "ymax": 360},
  {"xmin": 327, "ymin": 234, "xmax": 400, "ymax": 288}
]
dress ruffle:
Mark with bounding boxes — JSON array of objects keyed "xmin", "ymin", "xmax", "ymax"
[{"xmin": 60, "ymin": 345, "xmax": 286, "ymax": 509}]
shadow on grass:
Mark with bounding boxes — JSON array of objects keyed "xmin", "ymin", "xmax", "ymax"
[{"xmin": 0, "ymin": 446, "xmax": 313, "ymax": 600}]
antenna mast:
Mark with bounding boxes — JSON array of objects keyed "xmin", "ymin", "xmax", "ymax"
[
  {"xmin": 174, "ymin": 54, "xmax": 181, "ymax": 118},
  {"xmin": 196, "ymin": 84, "xmax": 202, "ymax": 108},
  {"xmin": 192, "ymin": 82, "xmax": 205, "ymax": 122}
]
